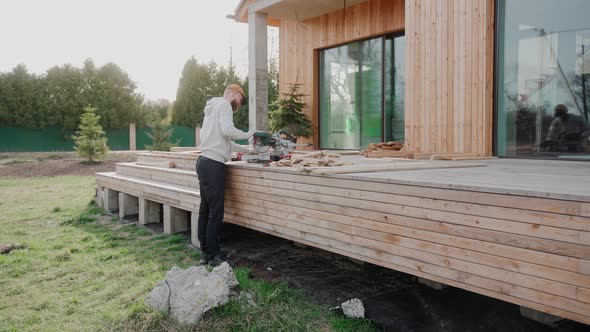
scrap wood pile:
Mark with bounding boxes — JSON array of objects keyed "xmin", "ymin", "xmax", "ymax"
[
  {"xmin": 269, "ymin": 151, "xmax": 353, "ymax": 168},
  {"xmin": 361, "ymin": 141, "xmax": 495, "ymax": 161},
  {"xmin": 362, "ymin": 141, "xmax": 409, "ymax": 158}
]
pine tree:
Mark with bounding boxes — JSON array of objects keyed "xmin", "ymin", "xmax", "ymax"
[
  {"xmin": 72, "ymin": 106, "xmax": 109, "ymax": 162},
  {"xmin": 269, "ymin": 80, "xmax": 312, "ymax": 137},
  {"xmin": 145, "ymin": 115, "xmax": 180, "ymax": 151}
]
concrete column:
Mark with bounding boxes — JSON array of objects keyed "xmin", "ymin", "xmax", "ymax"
[
  {"xmin": 248, "ymin": 10, "xmax": 268, "ymax": 132},
  {"xmin": 139, "ymin": 197, "xmax": 161, "ymax": 225},
  {"xmin": 195, "ymin": 127, "xmax": 201, "ymax": 147},
  {"xmin": 129, "ymin": 123, "xmax": 136, "ymax": 151},
  {"xmin": 418, "ymin": 277, "xmax": 448, "ymax": 290},
  {"xmin": 118, "ymin": 193, "xmax": 139, "ymax": 219},
  {"xmin": 163, "ymin": 205, "xmax": 190, "ymax": 234},
  {"xmin": 190, "ymin": 212, "xmax": 200, "ymax": 248},
  {"xmin": 95, "ymin": 186, "xmax": 104, "ymax": 208},
  {"xmin": 103, "ymin": 188, "xmax": 119, "ymax": 211},
  {"xmin": 520, "ymin": 307, "xmax": 561, "ymax": 326}
]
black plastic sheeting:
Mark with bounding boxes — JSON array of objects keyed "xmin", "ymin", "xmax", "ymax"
[{"xmin": 220, "ymin": 223, "xmax": 588, "ymax": 332}]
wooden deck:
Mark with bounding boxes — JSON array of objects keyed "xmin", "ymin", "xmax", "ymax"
[{"xmin": 95, "ymin": 152, "xmax": 590, "ymax": 325}]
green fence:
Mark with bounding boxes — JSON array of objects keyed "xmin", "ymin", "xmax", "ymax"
[
  {"xmin": 136, "ymin": 126, "xmax": 195, "ymax": 150},
  {"xmin": 0, "ymin": 125, "xmax": 196, "ymax": 152}
]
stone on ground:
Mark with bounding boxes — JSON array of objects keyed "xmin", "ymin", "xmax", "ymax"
[
  {"xmin": 0, "ymin": 243, "xmax": 18, "ymax": 255},
  {"xmin": 211, "ymin": 262, "xmax": 239, "ymax": 289},
  {"xmin": 341, "ymin": 298, "xmax": 365, "ymax": 319},
  {"xmin": 146, "ymin": 262, "xmax": 239, "ymax": 325},
  {"xmin": 146, "ymin": 279, "xmax": 171, "ymax": 312}
]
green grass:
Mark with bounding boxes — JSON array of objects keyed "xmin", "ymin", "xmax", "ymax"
[{"xmin": 0, "ymin": 175, "xmax": 376, "ymax": 331}]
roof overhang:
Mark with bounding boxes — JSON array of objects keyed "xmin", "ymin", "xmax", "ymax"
[{"xmin": 229, "ymin": 0, "xmax": 367, "ymax": 27}]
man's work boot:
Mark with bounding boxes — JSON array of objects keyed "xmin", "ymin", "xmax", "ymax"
[
  {"xmin": 199, "ymin": 248, "xmax": 209, "ymax": 265},
  {"xmin": 208, "ymin": 253, "xmax": 234, "ymax": 268}
]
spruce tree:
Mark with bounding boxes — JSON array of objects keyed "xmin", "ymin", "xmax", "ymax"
[
  {"xmin": 145, "ymin": 115, "xmax": 180, "ymax": 151},
  {"xmin": 72, "ymin": 107, "xmax": 109, "ymax": 162},
  {"xmin": 269, "ymin": 81, "xmax": 312, "ymax": 137}
]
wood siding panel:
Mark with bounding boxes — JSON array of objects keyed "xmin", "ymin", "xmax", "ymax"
[
  {"xmin": 404, "ymin": 0, "xmax": 495, "ymax": 155},
  {"xmin": 278, "ymin": 0, "xmax": 494, "ymax": 153},
  {"xmin": 279, "ymin": 0, "xmax": 406, "ymax": 147}
]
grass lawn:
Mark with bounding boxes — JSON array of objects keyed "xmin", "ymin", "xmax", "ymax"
[{"xmin": 0, "ymin": 175, "xmax": 376, "ymax": 331}]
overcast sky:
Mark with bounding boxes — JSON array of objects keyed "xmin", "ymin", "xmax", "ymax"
[{"xmin": 0, "ymin": 0, "xmax": 278, "ymax": 101}]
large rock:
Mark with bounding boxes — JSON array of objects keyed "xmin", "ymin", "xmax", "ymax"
[
  {"xmin": 146, "ymin": 280, "xmax": 171, "ymax": 312},
  {"xmin": 146, "ymin": 263, "xmax": 239, "ymax": 325},
  {"xmin": 341, "ymin": 298, "xmax": 365, "ymax": 319},
  {"xmin": 211, "ymin": 262, "xmax": 239, "ymax": 289}
]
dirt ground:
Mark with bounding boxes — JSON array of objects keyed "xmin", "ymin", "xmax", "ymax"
[
  {"xmin": 0, "ymin": 151, "xmax": 138, "ymax": 177},
  {"xmin": 218, "ymin": 223, "xmax": 589, "ymax": 332}
]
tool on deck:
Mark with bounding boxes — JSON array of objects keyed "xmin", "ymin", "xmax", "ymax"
[
  {"xmin": 240, "ymin": 131, "xmax": 276, "ymax": 163},
  {"xmin": 238, "ymin": 130, "xmax": 312, "ymax": 163},
  {"xmin": 273, "ymin": 134, "xmax": 313, "ymax": 156}
]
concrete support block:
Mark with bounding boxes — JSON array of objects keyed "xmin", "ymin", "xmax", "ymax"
[
  {"xmin": 520, "ymin": 307, "xmax": 562, "ymax": 326},
  {"xmin": 103, "ymin": 188, "xmax": 119, "ymax": 211},
  {"xmin": 139, "ymin": 198, "xmax": 161, "ymax": 225},
  {"xmin": 248, "ymin": 10, "xmax": 268, "ymax": 131},
  {"xmin": 418, "ymin": 277, "xmax": 448, "ymax": 290},
  {"xmin": 190, "ymin": 212, "xmax": 200, "ymax": 248},
  {"xmin": 163, "ymin": 205, "xmax": 189, "ymax": 234},
  {"xmin": 129, "ymin": 123, "xmax": 136, "ymax": 151},
  {"xmin": 118, "ymin": 193, "xmax": 139, "ymax": 219},
  {"xmin": 95, "ymin": 186, "xmax": 104, "ymax": 208}
]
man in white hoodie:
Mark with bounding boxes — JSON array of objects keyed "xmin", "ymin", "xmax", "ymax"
[{"xmin": 197, "ymin": 84, "xmax": 254, "ymax": 267}]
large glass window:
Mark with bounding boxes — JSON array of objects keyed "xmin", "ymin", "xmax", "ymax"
[
  {"xmin": 497, "ymin": 0, "xmax": 590, "ymax": 159},
  {"xmin": 385, "ymin": 35, "xmax": 406, "ymax": 142},
  {"xmin": 319, "ymin": 34, "xmax": 405, "ymax": 149}
]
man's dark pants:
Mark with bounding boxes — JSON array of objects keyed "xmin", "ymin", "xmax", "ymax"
[{"xmin": 196, "ymin": 156, "xmax": 225, "ymax": 259}]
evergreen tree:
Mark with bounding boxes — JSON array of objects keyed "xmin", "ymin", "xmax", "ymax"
[
  {"xmin": 72, "ymin": 107, "xmax": 109, "ymax": 162},
  {"xmin": 172, "ymin": 57, "xmax": 251, "ymax": 130},
  {"xmin": 0, "ymin": 59, "xmax": 144, "ymax": 131},
  {"xmin": 145, "ymin": 115, "xmax": 180, "ymax": 151},
  {"xmin": 171, "ymin": 57, "xmax": 214, "ymax": 128},
  {"xmin": 269, "ymin": 80, "xmax": 312, "ymax": 137}
]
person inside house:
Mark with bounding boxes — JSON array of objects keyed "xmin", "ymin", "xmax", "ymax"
[
  {"xmin": 541, "ymin": 104, "xmax": 590, "ymax": 152},
  {"xmin": 197, "ymin": 84, "xmax": 254, "ymax": 267}
]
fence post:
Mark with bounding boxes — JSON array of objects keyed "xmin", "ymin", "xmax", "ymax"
[
  {"xmin": 195, "ymin": 127, "xmax": 201, "ymax": 147},
  {"xmin": 129, "ymin": 123, "xmax": 136, "ymax": 150}
]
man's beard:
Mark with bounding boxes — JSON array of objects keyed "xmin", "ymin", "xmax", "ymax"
[{"xmin": 231, "ymin": 99, "xmax": 241, "ymax": 112}]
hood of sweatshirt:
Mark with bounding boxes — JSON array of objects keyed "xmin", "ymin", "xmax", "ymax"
[{"xmin": 203, "ymin": 97, "xmax": 225, "ymax": 116}]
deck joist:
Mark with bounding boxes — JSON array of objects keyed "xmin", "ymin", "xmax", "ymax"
[{"xmin": 95, "ymin": 153, "xmax": 590, "ymax": 325}]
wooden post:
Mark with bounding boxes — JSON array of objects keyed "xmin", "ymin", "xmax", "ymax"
[
  {"xmin": 139, "ymin": 197, "xmax": 161, "ymax": 225},
  {"xmin": 163, "ymin": 205, "xmax": 189, "ymax": 234},
  {"xmin": 129, "ymin": 123, "xmax": 136, "ymax": 151},
  {"xmin": 95, "ymin": 186, "xmax": 104, "ymax": 208},
  {"xmin": 190, "ymin": 212, "xmax": 200, "ymax": 247},
  {"xmin": 102, "ymin": 188, "xmax": 119, "ymax": 211},
  {"xmin": 119, "ymin": 193, "xmax": 139, "ymax": 219}
]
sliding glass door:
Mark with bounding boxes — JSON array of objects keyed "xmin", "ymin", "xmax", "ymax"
[
  {"xmin": 385, "ymin": 35, "xmax": 406, "ymax": 142},
  {"xmin": 496, "ymin": 0, "xmax": 590, "ymax": 159},
  {"xmin": 319, "ymin": 34, "xmax": 405, "ymax": 149}
]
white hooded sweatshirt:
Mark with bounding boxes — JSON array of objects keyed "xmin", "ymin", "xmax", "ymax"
[{"xmin": 199, "ymin": 97, "xmax": 252, "ymax": 164}]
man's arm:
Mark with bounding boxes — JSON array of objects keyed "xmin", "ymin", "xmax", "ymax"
[
  {"xmin": 230, "ymin": 141, "xmax": 252, "ymax": 153},
  {"xmin": 219, "ymin": 105, "xmax": 253, "ymax": 140}
]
